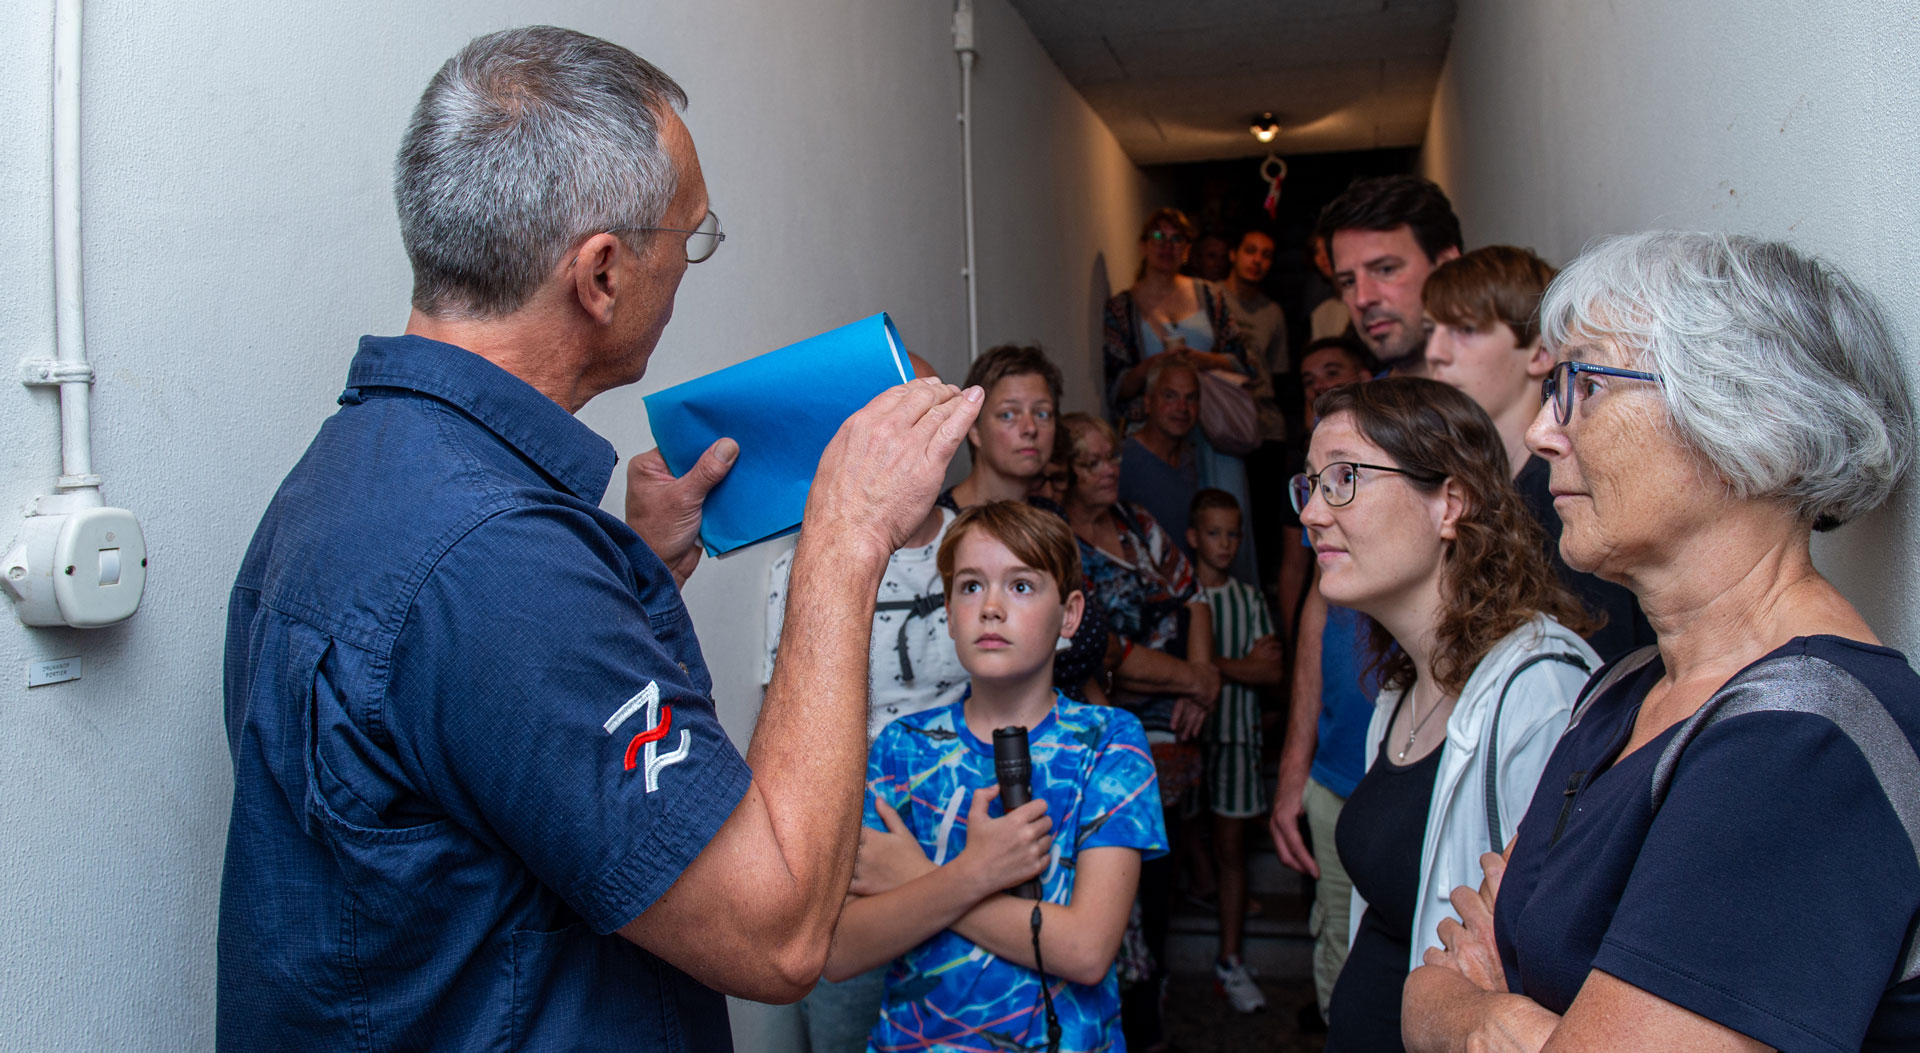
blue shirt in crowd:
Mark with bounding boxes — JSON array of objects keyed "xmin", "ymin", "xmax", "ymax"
[
  {"xmin": 1310, "ymin": 605, "xmax": 1382, "ymax": 798},
  {"xmin": 863, "ymin": 693, "xmax": 1168, "ymax": 1052},
  {"xmin": 1496, "ymin": 636, "xmax": 1920, "ymax": 1052},
  {"xmin": 219, "ymin": 335, "xmax": 752, "ymax": 1051}
]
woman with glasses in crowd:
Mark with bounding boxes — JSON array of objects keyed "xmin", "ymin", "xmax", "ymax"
[
  {"xmin": 1060, "ymin": 410, "xmax": 1217, "ymax": 1053},
  {"xmin": 1292, "ymin": 378, "xmax": 1599, "ymax": 1053},
  {"xmin": 1404, "ymin": 232, "xmax": 1920, "ymax": 1052}
]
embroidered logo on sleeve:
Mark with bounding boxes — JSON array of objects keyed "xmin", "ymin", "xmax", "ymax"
[{"xmin": 604, "ymin": 681, "xmax": 691, "ymax": 792}]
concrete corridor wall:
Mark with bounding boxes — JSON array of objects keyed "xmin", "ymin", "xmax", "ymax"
[{"xmin": 1422, "ymin": 0, "xmax": 1920, "ymax": 654}]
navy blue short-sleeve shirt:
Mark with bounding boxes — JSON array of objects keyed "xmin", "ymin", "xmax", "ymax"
[
  {"xmin": 1495, "ymin": 636, "xmax": 1920, "ymax": 1052},
  {"xmin": 219, "ymin": 335, "xmax": 752, "ymax": 1051}
]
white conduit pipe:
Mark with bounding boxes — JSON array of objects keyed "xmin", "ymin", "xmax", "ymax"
[
  {"xmin": 52, "ymin": 0, "xmax": 102, "ymax": 502},
  {"xmin": 954, "ymin": 0, "xmax": 980, "ymax": 361}
]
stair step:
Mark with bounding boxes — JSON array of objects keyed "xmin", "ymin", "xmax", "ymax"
[
  {"xmin": 1248, "ymin": 849, "xmax": 1305, "ymax": 897},
  {"xmin": 1164, "ymin": 927, "xmax": 1313, "ymax": 978},
  {"xmin": 1162, "ymin": 888, "xmax": 1315, "ymax": 978}
]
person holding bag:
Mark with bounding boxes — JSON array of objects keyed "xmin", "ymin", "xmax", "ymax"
[{"xmin": 1103, "ymin": 207, "xmax": 1258, "ymax": 582}]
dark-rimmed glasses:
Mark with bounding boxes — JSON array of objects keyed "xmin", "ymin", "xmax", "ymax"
[
  {"xmin": 1145, "ymin": 230, "xmax": 1190, "ymax": 245},
  {"xmin": 1289, "ymin": 462, "xmax": 1442, "ymax": 514},
  {"xmin": 611, "ymin": 209, "xmax": 726, "ymax": 263},
  {"xmin": 1541, "ymin": 360, "xmax": 1663, "ymax": 425}
]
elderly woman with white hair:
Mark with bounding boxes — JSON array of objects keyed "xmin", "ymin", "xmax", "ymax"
[{"xmin": 1402, "ymin": 231, "xmax": 1920, "ymax": 1052}]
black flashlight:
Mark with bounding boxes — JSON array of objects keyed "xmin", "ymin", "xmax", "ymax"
[{"xmin": 992, "ymin": 725, "xmax": 1043, "ymax": 899}]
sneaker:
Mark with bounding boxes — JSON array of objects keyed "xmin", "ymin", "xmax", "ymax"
[{"xmin": 1214, "ymin": 957, "xmax": 1267, "ymax": 1013}]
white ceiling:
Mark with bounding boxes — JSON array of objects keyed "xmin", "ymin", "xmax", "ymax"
[{"xmin": 1005, "ymin": 0, "xmax": 1456, "ymax": 165}]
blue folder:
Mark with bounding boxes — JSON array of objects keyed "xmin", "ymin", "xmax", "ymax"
[{"xmin": 643, "ymin": 312, "xmax": 915, "ymax": 556}]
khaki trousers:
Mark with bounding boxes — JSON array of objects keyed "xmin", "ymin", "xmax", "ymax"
[{"xmin": 1303, "ymin": 776, "xmax": 1352, "ymax": 1016}]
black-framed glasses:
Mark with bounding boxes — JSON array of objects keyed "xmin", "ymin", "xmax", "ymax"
[
  {"xmin": 1073, "ymin": 451, "xmax": 1123, "ymax": 472},
  {"xmin": 611, "ymin": 209, "xmax": 726, "ymax": 263},
  {"xmin": 1145, "ymin": 230, "xmax": 1190, "ymax": 245},
  {"xmin": 1288, "ymin": 461, "xmax": 1442, "ymax": 514},
  {"xmin": 1541, "ymin": 360, "xmax": 1663, "ymax": 425}
]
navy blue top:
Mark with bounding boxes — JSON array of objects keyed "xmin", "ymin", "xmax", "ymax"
[
  {"xmin": 1495, "ymin": 636, "xmax": 1920, "ymax": 1052},
  {"xmin": 219, "ymin": 335, "xmax": 752, "ymax": 1051},
  {"xmin": 1117, "ymin": 434, "xmax": 1198, "ymax": 553}
]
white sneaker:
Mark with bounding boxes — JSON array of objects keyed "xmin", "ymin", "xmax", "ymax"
[{"xmin": 1214, "ymin": 957, "xmax": 1267, "ymax": 1013}]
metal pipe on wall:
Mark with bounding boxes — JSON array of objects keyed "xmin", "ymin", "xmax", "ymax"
[
  {"xmin": 954, "ymin": 0, "xmax": 980, "ymax": 361},
  {"xmin": 52, "ymin": 0, "xmax": 101, "ymax": 499}
]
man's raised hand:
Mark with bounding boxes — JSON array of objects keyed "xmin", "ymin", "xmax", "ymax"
[{"xmin": 805, "ymin": 379, "xmax": 982, "ymax": 561}]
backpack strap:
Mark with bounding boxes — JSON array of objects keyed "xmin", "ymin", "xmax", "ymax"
[
  {"xmin": 1485, "ymin": 652, "xmax": 1592, "ymax": 853},
  {"xmin": 1650, "ymin": 652, "xmax": 1920, "ymax": 987},
  {"xmin": 871, "ymin": 590, "xmax": 946, "ymax": 683}
]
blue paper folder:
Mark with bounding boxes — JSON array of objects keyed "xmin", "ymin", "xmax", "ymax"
[{"xmin": 643, "ymin": 312, "xmax": 914, "ymax": 556}]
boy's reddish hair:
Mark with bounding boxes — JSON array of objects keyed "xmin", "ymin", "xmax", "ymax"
[{"xmin": 937, "ymin": 501, "xmax": 1083, "ymax": 601}]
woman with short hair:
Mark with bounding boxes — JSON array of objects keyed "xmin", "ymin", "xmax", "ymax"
[
  {"xmin": 1293, "ymin": 378, "xmax": 1599, "ymax": 1053},
  {"xmin": 1405, "ymin": 231, "xmax": 1920, "ymax": 1052}
]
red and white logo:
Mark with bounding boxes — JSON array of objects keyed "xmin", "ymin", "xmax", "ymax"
[{"xmin": 603, "ymin": 681, "xmax": 690, "ymax": 792}]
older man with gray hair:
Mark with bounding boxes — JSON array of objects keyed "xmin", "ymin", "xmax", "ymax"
[{"xmin": 218, "ymin": 26, "xmax": 979, "ymax": 1051}]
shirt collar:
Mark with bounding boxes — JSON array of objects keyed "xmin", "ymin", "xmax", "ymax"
[{"xmin": 342, "ymin": 334, "xmax": 618, "ymax": 504}]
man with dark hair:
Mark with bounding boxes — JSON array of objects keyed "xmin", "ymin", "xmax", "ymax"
[
  {"xmin": 1313, "ymin": 174, "xmax": 1464, "ymax": 374},
  {"xmin": 219, "ymin": 26, "xmax": 980, "ymax": 1051}
]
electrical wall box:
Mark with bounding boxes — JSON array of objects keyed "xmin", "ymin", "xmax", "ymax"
[{"xmin": 2, "ymin": 506, "xmax": 146, "ymax": 627}]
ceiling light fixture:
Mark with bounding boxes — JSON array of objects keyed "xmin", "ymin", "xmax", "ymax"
[{"xmin": 1250, "ymin": 113, "xmax": 1280, "ymax": 143}]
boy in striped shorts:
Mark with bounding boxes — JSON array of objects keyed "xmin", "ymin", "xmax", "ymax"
[{"xmin": 1187, "ymin": 488, "xmax": 1285, "ymax": 1012}]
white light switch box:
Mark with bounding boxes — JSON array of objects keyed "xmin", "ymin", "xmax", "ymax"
[{"xmin": 3, "ymin": 505, "xmax": 147, "ymax": 627}]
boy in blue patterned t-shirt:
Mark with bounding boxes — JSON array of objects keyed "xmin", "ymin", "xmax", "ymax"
[{"xmin": 827, "ymin": 501, "xmax": 1168, "ymax": 1052}]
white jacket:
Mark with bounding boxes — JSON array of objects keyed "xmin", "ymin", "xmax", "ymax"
[{"xmin": 1348, "ymin": 613, "xmax": 1600, "ymax": 972}]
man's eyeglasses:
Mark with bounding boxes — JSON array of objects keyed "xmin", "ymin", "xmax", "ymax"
[
  {"xmin": 1288, "ymin": 462, "xmax": 1442, "ymax": 514},
  {"xmin": 1540, "ymin": 360, "xmax": 1664, "ymax": 425},
  {"xmin": 1145, "ymin": 230, "xmax": 1189, "ymax": 245},
  {"xmin": 611, "ymin": 209, "xmax": 726, "ymax": 264}
]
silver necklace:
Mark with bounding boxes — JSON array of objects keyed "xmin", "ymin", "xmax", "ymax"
[{"xmin": 1398, "ymin": 682, "xmax": 1448, "ymax": 761}]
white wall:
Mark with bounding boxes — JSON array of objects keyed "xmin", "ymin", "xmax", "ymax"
[
  {"xmin": 1422, "ymin": 0, "xmax": 1920, "ymax": 654},
  {"xmin": 0, "ymin": 0, "xmax": 1153, "ymax": 1048}
]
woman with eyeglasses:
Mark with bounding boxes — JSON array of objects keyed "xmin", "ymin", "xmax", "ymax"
[
  {"xmin": 1293, "ymin": 378, "xmax": 1599, "ymax": 1053},
  {"xmin": 1103, "ymin": 207, "xmax": 1259, "ymax": 582},
  {"xmin": 1060, "ymin": 410, "xmax": 1217, "ymax": 1053},
  {"xmin": 1403, "ymin": 233, "xmax": 1920, "ymax": 1053}
]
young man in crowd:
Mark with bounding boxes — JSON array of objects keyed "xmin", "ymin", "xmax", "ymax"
[
  {"xmin": 1316, "ymin": 174, "xmax": 1464, "ymax": 376},
  {"xmin": 1220, "ymin": 226, "xmax": 1297, "ymax": 598},
  {"xmin": 827, "ymin": 502, "xmax": 1167, "ymax": 1052},
  {"xmin": 1422, "ymin": 246, "xmax": 1655, "ymax": 661},
  {"xmin": 1187, "ymin": 489, "xmax": 1285, "ymax": 1013}
]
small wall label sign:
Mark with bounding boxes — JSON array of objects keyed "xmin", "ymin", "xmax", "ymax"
[{"xmin": 28, "ymin": 656, "xmax": 82, "ymax": 687}]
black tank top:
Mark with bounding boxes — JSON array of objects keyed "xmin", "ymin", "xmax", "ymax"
[{"xmin": 1326, "ymin": 691, "xmax": 1445, "ymax": 1053}]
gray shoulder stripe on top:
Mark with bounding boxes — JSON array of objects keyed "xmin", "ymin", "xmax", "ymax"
[
  {"xmin": 1566, "ymin": 645, "xmax": 1660, "ymax": 732},
  {"xmin": 1651, "ymin": 653, "xmax": 1920, "ymax": 987}
]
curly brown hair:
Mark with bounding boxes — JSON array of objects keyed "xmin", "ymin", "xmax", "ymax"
[{"xmin": 1312, "ymin": 378, "xmax": 1596, "ymax": 695}]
